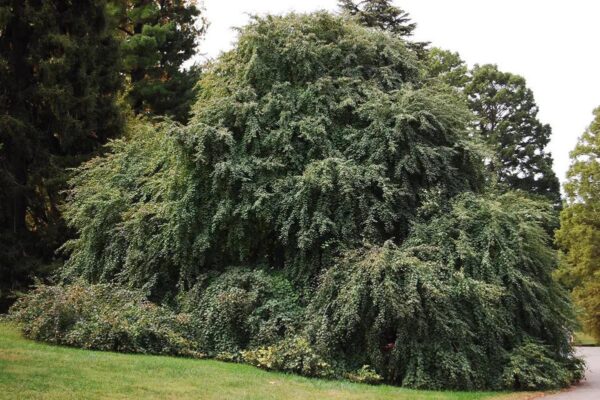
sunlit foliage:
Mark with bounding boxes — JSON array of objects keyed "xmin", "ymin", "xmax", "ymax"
[{"xmin": 556, "ymin": 107, "xmax": 600, "ymax": 340}]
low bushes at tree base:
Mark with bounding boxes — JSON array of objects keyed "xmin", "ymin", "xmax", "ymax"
[
  {"xmin": 501, "ymin": 340, "xmax": 584, "ymax": 390},
  {"xmin": 9, "ymin": 256, "xmax": 584, "ymax": 392},
  {"xmin": 8, "ymin": 282, "xmax": 202, "ymax": 358},
  {"xmin": 180, "ymin": 268, "xmax": 303, "ymax": 355},
  {"xmin": 241, "ymin": 336, "xmax": 334, "ymax": 378}
]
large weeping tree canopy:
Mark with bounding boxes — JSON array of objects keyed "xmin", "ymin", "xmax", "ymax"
[
  {"xmin": 62, "ymin": 12, "xmax": 484, "ymax": 293},
  {"xmin": 55, "ymin": 12, "xmax": 581, "ymax": 390}
]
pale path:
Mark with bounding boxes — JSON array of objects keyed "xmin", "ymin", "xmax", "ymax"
[{"xmin": 541, "ymin": 347, "xmax": 600, "ymax": 399}]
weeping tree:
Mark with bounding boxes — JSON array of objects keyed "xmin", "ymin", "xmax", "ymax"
[
  {"xmin": 56, "ymin": 12, "xmax": 580, "ymax": 390},
  {"xmin": 62, "ymin": 12, "xmax": 483, "ymax": 296}
]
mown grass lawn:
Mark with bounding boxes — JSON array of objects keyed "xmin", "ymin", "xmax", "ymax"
[{"xmin": 0, "ymin": 323, "xmax": 540, "ymax": 400}]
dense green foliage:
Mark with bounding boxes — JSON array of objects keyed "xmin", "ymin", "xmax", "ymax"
[
  {"xmin": 465, "ymin": 65, "xmax": 560, "ymax": 204},
  {"xmin": 556, "ymin": 107, "xmax": 600, "ymax": 340},
  {"xmin": 0, "ymin": 0, "xmax": 123, "ymax": 309},
  {"xmin": 423, "ymin": 50, "xmax": 560, "ymax": 204},
  {"xmin": 12, "ymin": 191, "xmax": 582, "ymax": 389},
  {"xmin": 345, "ymin": 365, "xmax": 385, "ymax": 385},
  {"xmin": 307, "ymin": 192, "xmax": 582, "ymax": 389},
  {"xmin": 423, "ymin": 48, "xmax": 469, "ymax": 89},
  {"xmin": 62, "ymin": 13, "xmax": 484, "ymax": 295},
  {"xmin": 338, "ymin": 0, "xmax": 426, "ymax": 54},
  {"xmin": 60, "ymin": 120, "xmax": 189, "ymax": 296},
  {"xmin": 0, "ymin": 1, "xmax": 206, "ymax": 310},
  {"xmin": 6, "ymin": 9, "xmax": 583, "ymax": 392},
  {"xmin": 242, "ymin": 336, "xmax": 334, "ymax": 378},
  {"xmin": 501, "ymin": 340, "xmax": 583, "ymax": 390},
  {"xmin": 181, "ymin": 268, "xmax": 302, "ymax": 354},
  {"xmin": 9, "ymin": 282, "xmax": 201, "ymax": 357},
  {"xmin": 110, "ymin": 0, "xmax": 205, "ymax": 122},
  {"xmin": 348, "ymin": 4, "xmax": 560, "ymax": 204}
]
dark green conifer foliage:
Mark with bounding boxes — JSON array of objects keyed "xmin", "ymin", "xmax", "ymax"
[
  {"xmin": 338, "ymin": 0, "xmax": 426, "ymax": 54},
  {"xmin": 62, "ymin": 13, "xmax": 484, "ymax": 295},
  {"xmin": 338, "ymin": 0, "xmax": 416, "ymax": 37},
  {"xmin": 0, "ymin": 0, "xmax": 123, "ymax": 309},
  {"xmin": 465, "ymin": 64, "xmax": 561, "ymax": 204},
  {"xmin": 110, "ymin": 0, "xmax": 205, "ymax": 122}
]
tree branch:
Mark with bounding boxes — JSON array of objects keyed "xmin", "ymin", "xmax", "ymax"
[{"xmin": 118, "ymin": 26, "xmax": 134, "ymax": 36}]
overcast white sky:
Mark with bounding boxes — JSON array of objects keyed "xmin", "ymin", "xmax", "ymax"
[{"xmin": 196, "ymin": 0, "xmax": 600, "ymax": 184}]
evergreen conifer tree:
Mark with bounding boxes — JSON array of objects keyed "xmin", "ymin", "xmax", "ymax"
[
  {"xmin": 338, "ymin": 0, "xmax": 426, "ymax": 53},
  {"xmin": 110, "ymin": 0, "xmax": 206, "ymax": 122},
  {"xmin": 0, "ymin": 0, "xmax": 123, "ymax": 308},
  {"xmin": 464, "ymin": 65, "xmax": 560, "ymax": 203}
]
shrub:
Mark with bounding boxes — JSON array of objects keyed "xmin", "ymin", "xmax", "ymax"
[
  {"xmin": 181, "ymin": 268, "xmax": 303, "ymax": 354},
  {"xmin": 214, "ymin": 352, "xmax": 241, "ymax": 363},
  {"xmin": 242, "ymin": 336, "xmax": 333, "ymax": 378},
  {"xmin": 9, "ymin": 282, "xmax": 202, "ymax": 357}
]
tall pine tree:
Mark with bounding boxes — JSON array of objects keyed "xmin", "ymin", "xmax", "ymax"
[
  {"xmin": 0, "ymin": 0, "xmax": 122, "ymax": 309},
  {"xmin": 464, "ymin": 64, "xmax": 561, "ymax": 204},
  {"xmin": 109, "ymin": 0, "xmax": 206, "ymax": 122},
  {"xmin": 338, "ymin": 0, "xmax": 415, "ymax": 36}
]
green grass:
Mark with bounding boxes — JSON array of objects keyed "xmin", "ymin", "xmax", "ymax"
[
  {"xmin": 573, "ymin": 331, "xmax": 598, "ymax": 346},
  {"xmin": 0, "ymin": 323, "xmax": 539, "ymax": 400}
]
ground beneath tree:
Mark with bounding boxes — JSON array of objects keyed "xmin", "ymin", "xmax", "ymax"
[
  {"xmin": 541, "ymin": 347, "xmax": 600, "ymax": 399},
  {"xmin": 0, "ymin": 323, "xmax": 537, "ymax": 400}
]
